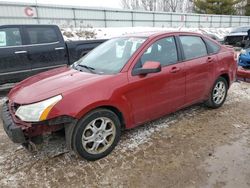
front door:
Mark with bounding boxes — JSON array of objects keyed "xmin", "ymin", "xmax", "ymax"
[{"xmin": 127, "ymin": 36, "xmax": 186, "ymax": 124}]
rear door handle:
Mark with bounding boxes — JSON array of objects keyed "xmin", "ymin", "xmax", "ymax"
[
  {"xmin": 15, "ymin": 51, "xmax": 27, "ymax": 54},
  {"xmin": 170, "ymin": 67, "xmax": 181, "ymax": 73},
  {"xmin": 55, "ymin": 47, "xmax": 65, "ymax": 50}
]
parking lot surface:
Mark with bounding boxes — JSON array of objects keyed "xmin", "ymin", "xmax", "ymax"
[{"xmin": 0, "ymin": 82, "xmax": 250, "ymax": 188}]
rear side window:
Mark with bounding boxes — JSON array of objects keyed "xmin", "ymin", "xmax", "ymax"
[
  {"xmin": 26, "ymin": 27, "xmax": 58, "ymax": 44},
  {"xmin": 204, "ymin": 38, "xmax": 220, "ymax": 54},
  {"xmin": 0, "ymin": 28, "xmax": 22, "ymax": 47},
  {"xmin": 180, "ymin": 36, "xmax": 207, "ymax": 60}
]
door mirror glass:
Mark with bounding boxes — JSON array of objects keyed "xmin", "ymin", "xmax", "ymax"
[{"xmin": 133, "ymin": 61, "xmax": 161, "ymax": 75}]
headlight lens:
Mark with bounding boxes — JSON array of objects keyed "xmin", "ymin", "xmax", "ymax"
[{"xmin": 15, "ymin": 95, "xmax": 62, "ymax": 122}]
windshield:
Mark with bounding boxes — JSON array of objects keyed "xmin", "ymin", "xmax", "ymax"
[
  {"xmin": 73, "ymin": 37, "xmax": 146, "ymax": 74},
  {"xmin": 231, "ymin": 27, "xmax": 250, "ymax": 33}
]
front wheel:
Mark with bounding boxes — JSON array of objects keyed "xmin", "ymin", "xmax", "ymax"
[
  {"xmin": 206, "ymin": 77, "xmax": 228, "ymax": 109},
  {"xmin": 72, "ymin": 109, "xmax": 121, "ymax": 161}
]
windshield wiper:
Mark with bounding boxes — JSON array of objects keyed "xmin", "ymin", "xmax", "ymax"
[{"xmin": 76, "ymin": 64, "xmax": 96, "ymax": 73}]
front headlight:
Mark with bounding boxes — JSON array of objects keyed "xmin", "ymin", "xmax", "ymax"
[{"xmin": 15, "ymin": 95, "xmax": 62, "ymax": 122}]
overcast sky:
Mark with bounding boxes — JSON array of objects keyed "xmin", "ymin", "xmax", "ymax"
[{"xmin": 0, "ymin": 0, "xmax": 122, "ymax": 8}]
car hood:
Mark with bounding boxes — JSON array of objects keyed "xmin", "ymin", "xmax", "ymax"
[{"xmin": 8, "ymin": 66, "xmax": 106, "ymax": 104}]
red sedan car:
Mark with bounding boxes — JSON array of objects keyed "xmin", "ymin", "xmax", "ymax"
[{"xmin": 2, "ymin": 32, "xmax": 237, "ymax": 160}]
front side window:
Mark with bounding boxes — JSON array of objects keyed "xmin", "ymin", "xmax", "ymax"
[
  {"xmin": 136, "ymin": 36, "xmax": 178, "ymax": 68},
  {"xmin": 73, "ymin": 37, "xmax": 146, "ymax": 74},
  {"xmin": 180, "ymin": 36, "xmax": 207, "ymax": 60},
  {"xmin": 26, "ymin": 27, "xmax": 58, "ymax": 44},
  {"xmin": 0, "ymin": 28, "xmax": 22, "ymax": 47}
]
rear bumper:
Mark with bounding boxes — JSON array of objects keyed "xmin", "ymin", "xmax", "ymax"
[{"xmin": 1, "ymin": 102, "xmax": 26, "ymax": 143}]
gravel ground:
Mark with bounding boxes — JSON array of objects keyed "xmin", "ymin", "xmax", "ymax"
[{"xmin": 0, "ymin": 82, "xmax": 250, "ymax": 188}]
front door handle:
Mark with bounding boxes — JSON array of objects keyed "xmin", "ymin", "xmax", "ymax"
[
  {"xmin": 15, "ymin": 51, "xmax": 27, "ymax": 54},
  {"xmin": 170, "ymin": 67, "xmax": 181, "ymax": 73}
]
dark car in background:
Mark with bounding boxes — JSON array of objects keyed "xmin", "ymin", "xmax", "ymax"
[
  {"xmin": 0, "ymin": 25, "xmax": 106, "ymax": 86},
  {"xmin": 224, "ymin": 26, "xmax": 250, "ymax": 46}
]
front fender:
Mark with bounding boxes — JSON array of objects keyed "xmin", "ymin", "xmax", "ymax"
[
  {"xmin": 74, "ymin": 99, "xmax": 133, "ymax": 128},
  {"xmin": 47, "ymin": 73, "xmax": 134, "ymax": 128}
]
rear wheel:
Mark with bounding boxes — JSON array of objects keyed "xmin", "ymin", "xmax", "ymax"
[
  {"xmin": 72, "ymin": 109, "xmax": 121, "ymax": 161},
  {"xmin": 206, "ymin": 77, "xmax": 228, "ymax": 108}
]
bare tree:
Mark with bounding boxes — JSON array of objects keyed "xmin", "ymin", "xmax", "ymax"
[
  {"xmin": 121, "ymin": 0, "xmax": 193, "ymax": 12},
  {"xmin": 182, "ymin": 0, "xmax": 194, "ymax": 13},
  {"xmin": 141, "ymin": 0, "xmax": 156, "ymax": 11},
  {"xmin": 160, "ymin": 0, "xmax": 169, "ymax": 11},
  {"xmin": 235, "ymin": 0, "xmax": 247, "ymax": 15},
  {"xmin": 121, "ymin": 0, "xmax": 130, "ymax": 9},
  {"xmin": 159, "ymin": 0, "xmax": 184, "ymax": 12},
  {"xmin": 120, "ymin": 0, "xmax": 140, "ymax": 10},
  {"xmin": 167, "ymin": 0, "xmax": 179, "ymax": 12}
]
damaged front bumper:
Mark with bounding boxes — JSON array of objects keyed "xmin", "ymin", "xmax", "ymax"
[
  {"xmin": 2, "ymin": 102, "xmax": 26, "ymax": 143},
  {"xmin": 1, "ymin": 101, "xmax": 77, "ymax": 144}
]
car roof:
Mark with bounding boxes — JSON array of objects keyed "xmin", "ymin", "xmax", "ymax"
[
  {"xmin": 231, "ymin": 26, "xmax": 250, "ymax": 33},
  {"xmin": 123, "ymin": 31, "xmax": 203, "ymax": 38}
]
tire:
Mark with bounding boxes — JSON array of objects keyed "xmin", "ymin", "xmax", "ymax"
[
  {"xmin": 72, "ymin": 108, "xmax": 121, "ymax": 161},
  {"xmin": 206, "ymin": 77, "xmax": 228, "ymax": 109}
]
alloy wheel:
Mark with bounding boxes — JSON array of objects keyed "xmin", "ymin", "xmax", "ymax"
[{"xmin": 81, "ymin": 117, "xmax": 116, "ymax": 154}]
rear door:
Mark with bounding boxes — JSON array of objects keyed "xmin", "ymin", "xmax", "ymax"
[
  {"xmin": 178, "ymin": 35, "xmax": 214, "ymax": 105},
  {"xmin": 24, "ymin": 25, "xmax": 67, "ymax": 75},
  {"xmin": 0, "ymin": 26, "xmax": 30, "ymax": 85}
]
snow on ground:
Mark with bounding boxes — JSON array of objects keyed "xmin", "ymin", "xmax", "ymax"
[
  {"xmin": 61, "ymin": 27, "xmax": 232, "ymax": 41},
  {"xmin": 118, "ymin": 106, "xmax": 199, "ymax": 150},
  {"xmin": 0, "ymin": 97, "xmax": 7, "ymax": 105},
  {"xmin": 229, "ymin": 82, "xmax": 250, "ymax": 101}
]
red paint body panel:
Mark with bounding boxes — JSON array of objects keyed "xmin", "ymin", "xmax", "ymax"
[{"xmin": 7, "ymin": 32, "xmax": 237, "ymax": 137}]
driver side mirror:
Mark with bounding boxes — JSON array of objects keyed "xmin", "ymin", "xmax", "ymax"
[{"xmin": 133, "ymin": 61, "xmax": 161, "ymax": 76}]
